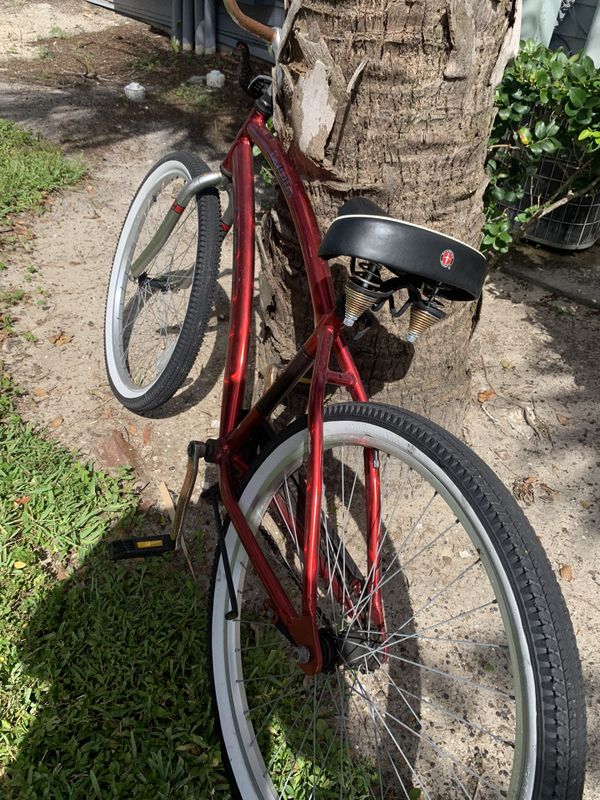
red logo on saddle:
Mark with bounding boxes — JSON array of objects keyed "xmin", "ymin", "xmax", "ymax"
[{"xmin": 440, "ymin": 249, "xmax": 455, "ymax": 269}]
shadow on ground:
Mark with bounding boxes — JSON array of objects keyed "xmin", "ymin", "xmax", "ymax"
[
  {"xmin": 486, "ymin": 268, "xmax": 600, "ymax": 455},
  {"xmin": 0, "ymin": 504, "xmax": 227, "ymax": 800},
  {"xmin": 0, "ymin": 22, "xmax": 256, "ymax": 162}
]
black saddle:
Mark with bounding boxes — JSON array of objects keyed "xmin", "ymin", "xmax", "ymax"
[{"xmin": 318, "ymin": 197, "xmax": 487, "ymax": 301}]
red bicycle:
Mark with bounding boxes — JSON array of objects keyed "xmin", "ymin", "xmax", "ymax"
[{"xmin": 104, "ymin": 4, "xmax": 585, "ymax": 798}]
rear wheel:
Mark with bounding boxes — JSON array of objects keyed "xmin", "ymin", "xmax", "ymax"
[
  {"xmin": 104, "ymin": 151, "xmax": 220, "ymax": 413},
  {"xmin": 209, "ymin": 402, "xmax": 585, "ymax": 800}
]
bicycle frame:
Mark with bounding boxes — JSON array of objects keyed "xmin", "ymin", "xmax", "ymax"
[{"xmin": 209, "ymin": 106, "xmax": 384, "ymax": 675}]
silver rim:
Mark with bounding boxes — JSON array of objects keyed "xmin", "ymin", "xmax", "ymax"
[
  {"xmin": 211, "ymin": 417, "xmax": 537, "ymax": 800},
  {"xmin": 105, "ymin": 160, "xmax": 199, "ymax": 399}
]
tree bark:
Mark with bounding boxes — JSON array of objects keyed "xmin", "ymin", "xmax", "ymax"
[{"xmin": 258, "ymin": 0, "xmax": 521, "ymax": 433}]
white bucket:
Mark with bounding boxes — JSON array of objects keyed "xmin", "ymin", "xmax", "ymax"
[{"xmin": 124, "ymin": 82, "xmax": 146, "ymax": 102}]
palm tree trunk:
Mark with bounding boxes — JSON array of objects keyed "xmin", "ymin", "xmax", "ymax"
[{"xmin": 258, "ymin": 0, "xmax": 521, "ymax": 432}]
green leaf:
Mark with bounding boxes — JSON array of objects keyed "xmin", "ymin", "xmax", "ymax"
[
  {"xmin": 529, "ymin": 142, "xmax": 543, "ymax": 157},
  {"xmin": 534, "ymin": 120, "xmax": 546, "ymax": 139},
  {"xmin": 550, "ymin": 60, "xmax": 565, "ymax": 80},
  {"xmin": 535, "ymin": 69, "xmax": 549, "ymax": 88},
  {"xmin": 540, "ymin": 138, "xmax": 558, "ymax": 154},
  {"xmin": 497, "ymin": 107, "xmax": 511, "ymax": 121},
  {"xmin": 568, "ymin": 87, "xmax": 588, "ymax": 108},
  {"xmin": 570, "ymin": 63, "xmax": 587, "ymax": 83},
  {"xmin": 580, "ymin": 54, "xmax": 596, "ymax": 77},
  {"xmin": 576, "ymin": 109, "xmax": 592, "ymax": 126},
  {"xmin": 546, "ymin": 121, "xmax": 560, "ymax": 137},
  {"xmin": 512, "ymin": 102, "xmax": 530, "ymax": 115},
  {"xmin": 564, "ymin": 103, "xmax": 579, "ymax": 118}
]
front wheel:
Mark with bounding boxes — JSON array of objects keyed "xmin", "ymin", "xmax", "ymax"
[
  {"xmin": 104, "ymin": 151, "xmax": 220, "ymax": 413},
  {"xmin": 209, "ymin": 402, "xmax": 585, "ymax": 800}
]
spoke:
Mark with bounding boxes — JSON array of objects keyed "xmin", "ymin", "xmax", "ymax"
[
  {"xmin": 349, "ymin": 674, "xmax": 385, "ymax": 800},
  {"xmin": 341, "ymin": 464, "xmax": 359, "ymax": 541},
  {"xmin": 238, "ymin": 617, "xmax": 282, "ymax": 627},
  {"xmin": 335, "ymin": 665, "xmax": 348, "ymax": 799},
  {"xmin": 250, "ymin": 695, "xmax": 293, "ymax": 748},
  {"xmin": 399, "ymin": 633, "xmax": 508, "ymax": 649},
  {"xmin": 398, "ymin": 491, "xmax": 438, "ymax": 555},
  {"xmin": 283, "ymin": 477, "xmax": 300, "ymax": 555},
  {"xmin": 376, "ymin": 600, "xmax": 500, "ymax": 653},
  {"xmin": 383, "ymin": 670, "xmax": 474, "ymax": 800},
  {"xmin": 265, "ymin": 678, "xmax": 326, "ymax": 780},
  {"xmin": 350, "ymin": 643, "xmax": 513, "ymax": 700},
  {"xmin": 398, "ymin": 518, "xmax": 459, "ymax": 570},
  {"xmin": 380, "ymin": 457, "xmax": 410, "ymax": 538},
  {"xmin": 324, "ymin": 511, "xmax": 343, "ymax": 627},
  {"xmin": 353, "ymin": 674, "xmax": 433, "ymax": 800},
  {"xmin": 319, "ymin": 679, "xmax": 348, "ymax": 791},
  {"xmin": 350, "ymin": 681, "xmax": 508, "ymax": 798},
  {"xmin": 341, "ymin": 444, "xmax": 345, "ymax": 521},
  {"xmin": 339, "ymin": 505, "xmax": 395, "ymax": 640},
  {"xmin": 392, "ymin": 558, "xmax": 485, "ymax": 637},
  {"xmin": 275, "ymin": 677, "xmax": 330, "ymax": 799},
  {"xmin": 258, "ymin": 523, "xmax": 302, "ymax": 592},
  {"xmin": 382, "ymin": 680, "xmax": 515, "ymax": 749},
  {"xmin": 244, "ymin": 682, "xmax": 308, "ymax": 716},
  {"xmin": 343, "ymin": 519, "xmax": 461, "ymax": 644}
]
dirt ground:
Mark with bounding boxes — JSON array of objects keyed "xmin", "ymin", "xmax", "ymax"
[{"xmin": 1, "ymin": 1, "xmax": 598, "ymax": 795}]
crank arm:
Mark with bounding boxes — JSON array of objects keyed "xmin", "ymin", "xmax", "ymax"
[{"xmin": 170, "ymin": 440, "xmax": 206, "ymax": 547}]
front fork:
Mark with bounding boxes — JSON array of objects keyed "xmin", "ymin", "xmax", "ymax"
[
  {"xmin": 285, "ymin": 323, "xmax": 385, "ymax": 671},
  {"xmin": 128, "ymin": 170, "xmax": 231, "ymax": 280}
]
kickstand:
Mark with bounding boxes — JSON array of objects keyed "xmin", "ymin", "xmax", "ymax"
[{"xmin": 171, "ymin": 440, "xmax": 205, "ymax": 548}]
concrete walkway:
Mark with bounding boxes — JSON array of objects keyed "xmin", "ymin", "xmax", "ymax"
[{"xmin": 498, "ymin": 241, "xmax": 600, "ymax": 309}]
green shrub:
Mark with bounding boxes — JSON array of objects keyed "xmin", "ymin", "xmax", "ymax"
[{"xmin": 483, "ymin": 40, "xmax": 600, "ymax": 254}]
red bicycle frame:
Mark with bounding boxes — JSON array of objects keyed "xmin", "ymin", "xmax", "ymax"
[{"xmin": 213, "ymin": 107, "xmax": 384, "ymax": 674}]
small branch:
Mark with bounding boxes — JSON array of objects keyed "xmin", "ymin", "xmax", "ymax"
[
  {"xmin": 512, "ymin": 172, "xmax": 600, "ymax": 245},
  {"xmin": 530, "ymin": 175, "xmax": 600, "ymax": 222},
  {"xmin": 488, "ymin": 143, "xmax": 520, "ymax": 151}
]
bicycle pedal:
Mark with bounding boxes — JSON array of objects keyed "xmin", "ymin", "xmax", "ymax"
[{"xmin": 109, "ymin": 535, "xmax": 176, "ymax": 561}]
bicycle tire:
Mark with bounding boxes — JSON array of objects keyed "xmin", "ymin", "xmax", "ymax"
[
  {"xmin": 209, "ymin": 402, "xmax": 585, "ymax": 800},
  {"xmin": 104, "ymin": 151, "xmax": 220, "ymax": 413}
]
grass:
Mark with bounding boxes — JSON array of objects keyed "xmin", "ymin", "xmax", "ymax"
[
  {"xmin": 166, "ymin": 83, "xmax": 220, "ymax": 111},
  {"xmin": 0, "ymin": 289, "xmax": 24, "ymax": 306},
  {"xmin": 48, "ymin": 26, "xmax": 71, "ymax": 39},
  {"xmin": 0, "ymin": 374, "xmax": 228, "ymax": 798},
  {"xmin": 0, "ymin": 118, "xmax": 86, "ymax": 221}
]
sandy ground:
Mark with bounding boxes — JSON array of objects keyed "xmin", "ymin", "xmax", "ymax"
[
  {"xmin": 0, "ymin": 2, "xmax": 598, "ymax": 795},
  {"xmin": 0, "ymin": 0, "xmax": 124, "ymax": 59}
]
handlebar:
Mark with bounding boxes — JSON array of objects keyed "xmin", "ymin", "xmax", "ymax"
[{"xmin": 223, "ymin": 0, "xmax": 276, "ymax": 46}]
